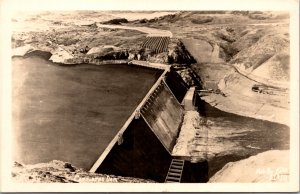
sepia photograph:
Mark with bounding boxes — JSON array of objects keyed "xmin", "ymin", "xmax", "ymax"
[{"xmin": 0, "ymin": 0, "xmax": 299, "ymax": 192}]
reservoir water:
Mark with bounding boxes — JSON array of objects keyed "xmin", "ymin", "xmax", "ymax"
[{"xmin": 12, "ymin": 54, "xmax": 162, "ymax": 170}]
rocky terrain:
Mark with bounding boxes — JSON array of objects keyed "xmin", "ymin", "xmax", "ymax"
[
  {"xmin": 136, "ymin": 11, "xmax": 290, "ymax": 125},
  {"xmin": 12, "ymin": 11, "xmax": 194, "ymax": 65},
  {"xmin": 12, "ymin": 160, "xmax": 154, "ymax": 183}
]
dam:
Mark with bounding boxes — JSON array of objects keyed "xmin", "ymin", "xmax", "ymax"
[
  {"xmin": 89, "ymin": 64, "xmax": 207, "ymax": 183},
  {"xmin": 12, "ymin": 52, "xmax": 207, "ymax": 182},
  {"xmin": 12, "ymin": 53, "xmax": 289, "ymax": 183}
]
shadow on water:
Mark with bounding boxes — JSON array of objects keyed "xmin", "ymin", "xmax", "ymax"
[{"xmin": 195, "ymin": 95, "xmax": 290, "ymax": 179}]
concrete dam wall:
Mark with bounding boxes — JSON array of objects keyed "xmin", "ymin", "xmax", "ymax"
[{"xmin": 140, "ymin": 80, "xmax": 183, "ymax": 152}]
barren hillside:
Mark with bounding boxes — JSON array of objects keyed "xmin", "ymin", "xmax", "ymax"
[{"xmin": 135, "ymin": 11, "xmax": 290, "ymax": 124}]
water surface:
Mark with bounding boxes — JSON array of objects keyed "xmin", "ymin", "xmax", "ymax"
[{"xmin": 12, "ymin": 55, "xmax": 162, "ymax": 170}]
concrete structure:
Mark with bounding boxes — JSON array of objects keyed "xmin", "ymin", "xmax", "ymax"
[
  {"xmin": 181, "ymin": 87, "xmax": 197, "ymax": 111},
  {"xmin": 129, "ymin": 60, "xmax": 170, "ymax": 70},
  {"xmin": 89, "ymin": 66, "xmax": 207, "ymax": 183}
]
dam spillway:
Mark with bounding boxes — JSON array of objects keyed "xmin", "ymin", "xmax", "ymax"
[{"xmin": 140, "ymin": 80, "xmax": 183, "ymax": 151}]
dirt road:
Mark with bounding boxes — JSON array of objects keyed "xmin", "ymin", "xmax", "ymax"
[{"xmin": 96, "ymin": 24, "xmax": 173, "ymax": 37}]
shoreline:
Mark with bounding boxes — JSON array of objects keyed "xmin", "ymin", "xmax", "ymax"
[
  {"xmin": 12, "ymin": 47, "xmax": 129, "ymax": 66},
  {"xmin": 12, "ymin": 46, "xmax": 170, "ymax": 70},
  {"xmin": 12, "ymin": 46, "xmax": 289, "ymax": 126}
]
